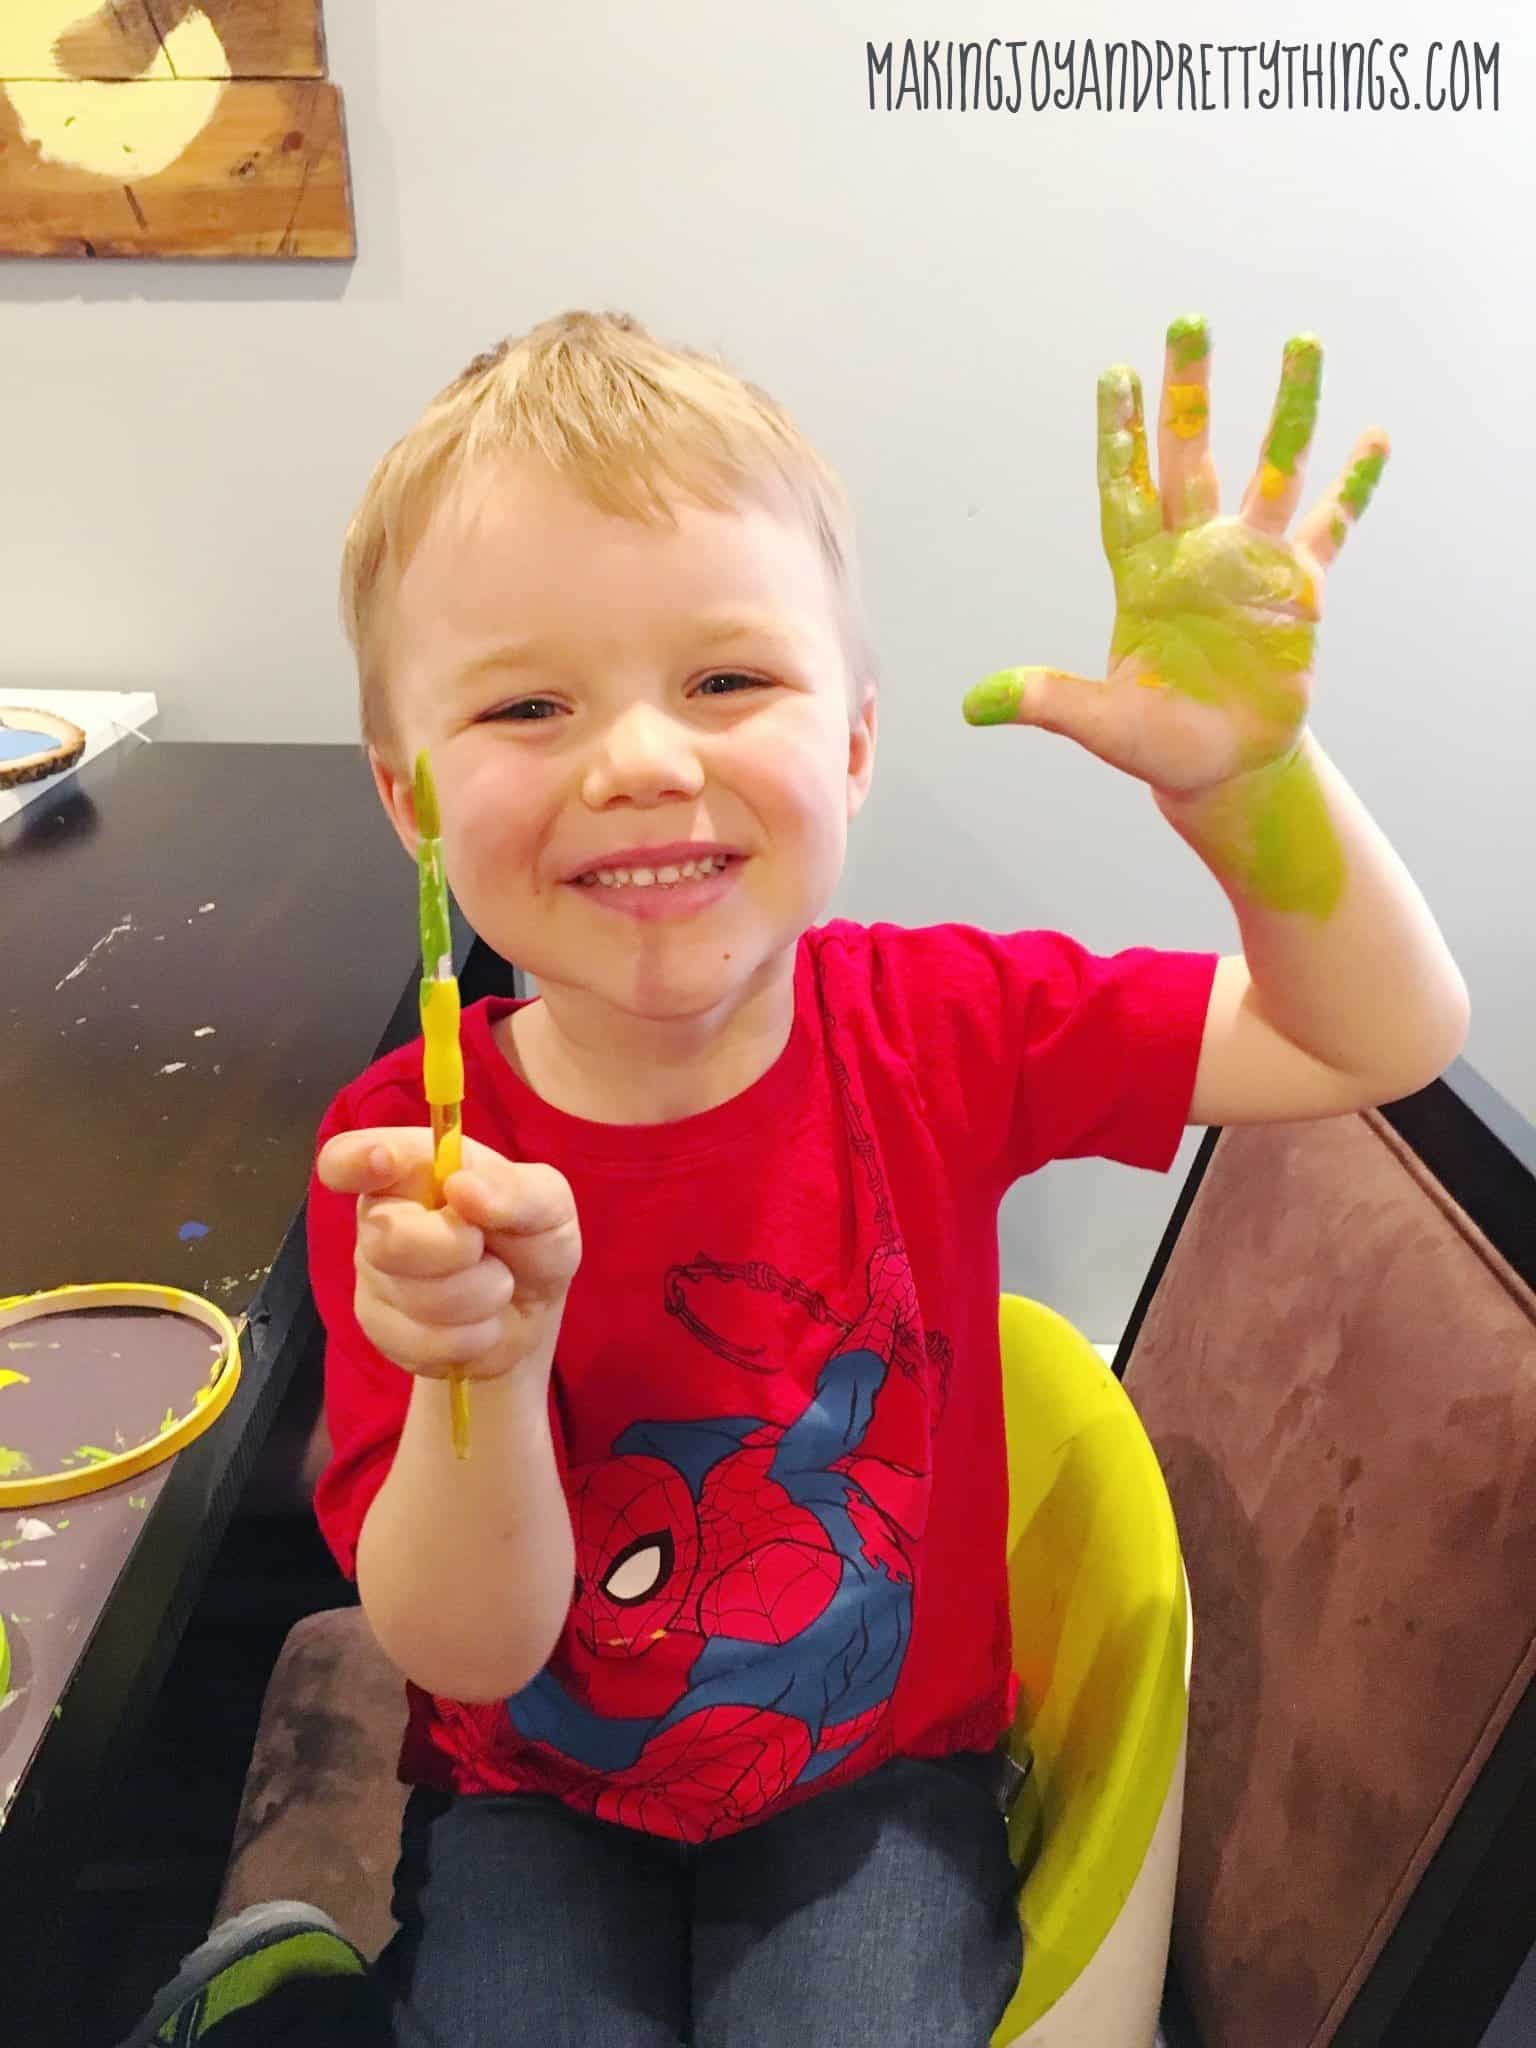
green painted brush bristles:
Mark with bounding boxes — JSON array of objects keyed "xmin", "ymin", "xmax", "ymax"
[{"xmin": 414, "ymin": 748, "xmax": 441, "ymax": 839}]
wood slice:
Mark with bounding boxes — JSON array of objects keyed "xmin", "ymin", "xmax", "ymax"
[
  {"xmin": 0, "ymin": 706, "xmax": 87, "ymax": 788},
  {"xmin": 0, "ymin": 1, "xmax": 326, "ymax": 82},
  {"xmin": 0, "ymin": 76, "xmax": 354, "ymax": 258}
]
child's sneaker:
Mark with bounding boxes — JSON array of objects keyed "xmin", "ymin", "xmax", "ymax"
[{"xmin": 114, "ymin": 1899, "xmax": 368, "ymax": 2046}]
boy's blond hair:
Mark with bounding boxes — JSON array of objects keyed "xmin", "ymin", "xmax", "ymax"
[{"xmin": 339, "ymin": 310, "xmax": 875, "ymax": 766}]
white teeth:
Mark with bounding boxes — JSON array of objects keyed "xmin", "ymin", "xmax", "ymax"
[{"xmin": 577, "ymin": 854, "xmax": 731, "ymax": 889}]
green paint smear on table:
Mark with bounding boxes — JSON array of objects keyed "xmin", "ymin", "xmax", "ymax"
[{"xmin": 0, "ymin": 1447, "xmax": 31, "ymax": 1477}]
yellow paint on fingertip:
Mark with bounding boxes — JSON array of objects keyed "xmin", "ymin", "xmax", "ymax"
[{"xmin": 1135, "ymin": 669, "xmax": 1168, "ymax": 691}]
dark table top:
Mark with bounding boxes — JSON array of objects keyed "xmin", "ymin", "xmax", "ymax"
[{"xmin": 0, "ymin": 738, "xmax": 510, "ymax": 1929}]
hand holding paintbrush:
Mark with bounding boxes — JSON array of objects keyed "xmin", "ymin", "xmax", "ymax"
[
  {"xmin": 315, "ymin": 755, "xmax": 583, "ymax": 1443},
  {"xmin": 415, "ymin": 748, "xmax": 473, "ymax": 1458}
]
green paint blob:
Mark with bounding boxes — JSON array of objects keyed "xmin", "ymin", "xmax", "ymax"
[
  {"xmin": 962, "ymin": 670, "xmax": 1026, "ymax": 726},
  {"xmin": 0, "ymin": 1447, "xmax": 31, "ymax": 1477},
  {"xmin": 1264, "ymin": 336, "xmax": 1323, "ymax": 477},
  {"xmin": 1166, "ymin": 315, "xmax": 1210, "ymax": 368},
  {"xmin": 1339, "ymin": 447, "xmax": 1387, "ymax": 517},
  {"xmin": 72, "ymin": 1445, "xmax": 115, "ymax": 1465},
  {"xmin": 1330, "ymin": 514, "xmax": 1348, "ymax": 547},
  {"xmin": 415, "ymin": 750, "xmax": 453, "ymax": 975},
  {"xmin": 1182, "ymin": 750, "xmax": 1346, "ymax": 919}
]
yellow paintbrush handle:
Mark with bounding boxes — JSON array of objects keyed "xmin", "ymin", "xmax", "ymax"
[{"xmin": 429, "ymin": 1101, "xmax": 472, "ymax": 1461}]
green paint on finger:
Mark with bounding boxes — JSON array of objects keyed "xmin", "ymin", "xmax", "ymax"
[
  {"xmin": 962, "ymin": 670, "xmax": 1028, "ymax": 725},
  {"xmin": 1330, "ymin": 514, "xmax": 1348, "ymax": 547},
  {"xmin": 1166, "ymin": 314, "xmax": 1210, "ymax": 368},
  {"xmin": 1340, "ymin": 447, "xmax": 1387, "ymax": 517},
  {"xmin": 1264, "ymin": 335, "xmax": 1323, "ymax": 478}
]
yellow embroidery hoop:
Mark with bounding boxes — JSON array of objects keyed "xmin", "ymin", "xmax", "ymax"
[{"xmin": 0, "ymin": 1283, "xmax": 242, "ymax": 1509}]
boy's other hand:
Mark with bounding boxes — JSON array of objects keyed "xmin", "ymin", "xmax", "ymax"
[
  {"xmin": 962, "ymin": 315, "xmax": 1390, "ymax": 801},
  {"xmin": 316, "ymin": 1128, "xmax": 581, "ymax": 1383}
]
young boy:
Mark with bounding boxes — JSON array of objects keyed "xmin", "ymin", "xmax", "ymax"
[{"xmin": 119, "ymin": 309, "xmax": 1467, "ymax": 2046}]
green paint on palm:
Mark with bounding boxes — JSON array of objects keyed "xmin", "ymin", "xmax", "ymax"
[
  {"xmin": 1166, "ymin": 314, "xmax": 1210, "ymax": 368},
  {"xmin": 414, "ymin": 750, "xmax": 452, "ymax": 975},
  {"xmin": 1340, "ymin": 448, "xmax": 1387, "ymax": 516},
  {"xmin": 1264, "ymin": 336, "xmax": 1323, "ymax": 476},
  {"xmin": 1109, "ymin": 519, "xmax": 1316, "ymax": 725}
]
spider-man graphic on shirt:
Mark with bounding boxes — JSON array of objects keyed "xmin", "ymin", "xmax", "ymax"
[{"xmin": 493, "ymin": 1014, "xmax": 954, "ymax": 1843}]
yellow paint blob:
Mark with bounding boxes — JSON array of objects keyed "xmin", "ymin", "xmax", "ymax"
[
  {"xmin": 2, "ymin": 3, "xmax": 229, "ymax": 180},
  {"xmin": 1258, "ymin": 462, "xmax": 1289, "ymax": 502},
  {"xmin": 1166, "ymin": 385, "xmax": 1209, "ymax": 440},
  {"xmin": 0, "ymin": 1371, "xmax": 31, "ymax": 1392}
]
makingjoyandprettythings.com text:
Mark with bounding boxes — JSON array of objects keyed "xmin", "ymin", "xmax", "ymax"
[{"xmin": 865, "ymin": 39, "xmax": 1501, "ymax": 115}]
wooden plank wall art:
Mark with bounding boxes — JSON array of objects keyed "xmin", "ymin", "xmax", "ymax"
[{"xmin": 0, "ymin": 1, "xmax": 355, "ymax": 257}]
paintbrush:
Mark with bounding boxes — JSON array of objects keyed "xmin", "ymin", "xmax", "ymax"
[{"xmin": 414, "ymin": 749, "xmax": 472, "ymax": 1460}]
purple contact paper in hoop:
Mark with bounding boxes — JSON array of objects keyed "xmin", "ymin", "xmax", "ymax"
[{"xmin": 0, "ymin": 1283, "xmax": 241, "ymax": 1508}]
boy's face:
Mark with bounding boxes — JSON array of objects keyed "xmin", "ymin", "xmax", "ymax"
[{"xmin": 371, "ymin": 456, "xmax": 876, "ymax": 1026}]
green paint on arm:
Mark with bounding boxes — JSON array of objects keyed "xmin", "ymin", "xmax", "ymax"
[
  {"xmin": 1339, "ymin": 447, "xmax": 1387, "ymax": 517},
  {"xmin": 1177, "ymin": 749, "xmax": 1347, "ymax": 919},
  {"xmin": 1264, "ymin": 335, "xmax": 1323, "ymax": 476},
  {"xmin": 1166, "ymin": 314, "xmax": 1210, "ymax": 368},
  {"xmin": 0, "ymin": 1447, "xmax": 31, "ymax": 1477}
]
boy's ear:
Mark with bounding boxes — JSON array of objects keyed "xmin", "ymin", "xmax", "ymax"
[
  {"xmin": 846, "ymin": 685, "xmax": 877, "ymax": 823},
  {"xmin": 368, "ymin": 745, "xmax": 420, "ymax": 857}
]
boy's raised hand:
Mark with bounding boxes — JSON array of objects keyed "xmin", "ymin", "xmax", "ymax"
[
  {"xmin": 963, "ymin": 316, "xmax": 1390, "ymax": 799},
  {"xmin": 316, "ymin": 1129, "xmax": 581, "ymax": 1383}
]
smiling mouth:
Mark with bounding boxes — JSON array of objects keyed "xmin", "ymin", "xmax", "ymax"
[{"xmin": 569, "ymin": 853, "xmax": 741, "ymax": 892}]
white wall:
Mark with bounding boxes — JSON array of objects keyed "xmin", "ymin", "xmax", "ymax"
[{"xmin": 3, "ymin": 0, "xmax": 1531, "ymax": 1335}]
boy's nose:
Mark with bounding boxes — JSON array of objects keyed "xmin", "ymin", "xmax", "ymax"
[{"xmin": 582, "ymin": 704, "xmax": 706, "ymax": 803}]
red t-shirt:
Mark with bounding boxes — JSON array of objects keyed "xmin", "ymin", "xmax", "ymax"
[{"xmin": 309, "ymin": 919, "xmax": 1217, "ymax": 1844}]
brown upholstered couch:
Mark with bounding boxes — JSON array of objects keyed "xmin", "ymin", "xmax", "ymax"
[{"xmin": 219, "ymin": 1061, "xmax": 1536, "ymax": 2047}]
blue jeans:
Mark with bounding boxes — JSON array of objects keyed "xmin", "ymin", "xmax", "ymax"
[{"xmin": 210, "ymin": 1747, "xmax": 1024, "ymax": 2047}]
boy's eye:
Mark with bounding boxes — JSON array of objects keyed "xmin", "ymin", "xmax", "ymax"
[
  {"xmin": 485, "ymin": 673, "xmax": 765, "ymax": 721},
  {"xmin": 695, "ymin": 670, "xmax": 765, "ymax": 696},
  {"xmin": 487, "ymin": 698, "xmax": 559, "ymax": 722}
]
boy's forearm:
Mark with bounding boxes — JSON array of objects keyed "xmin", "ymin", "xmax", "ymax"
[
  {"xmin": 356, "ymin": 1358, "xmax": 574, "ymax": 1703},
  {"xmin": 1155, "ymin": 728, "xmax": 1469, "ymax": 1088}
]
